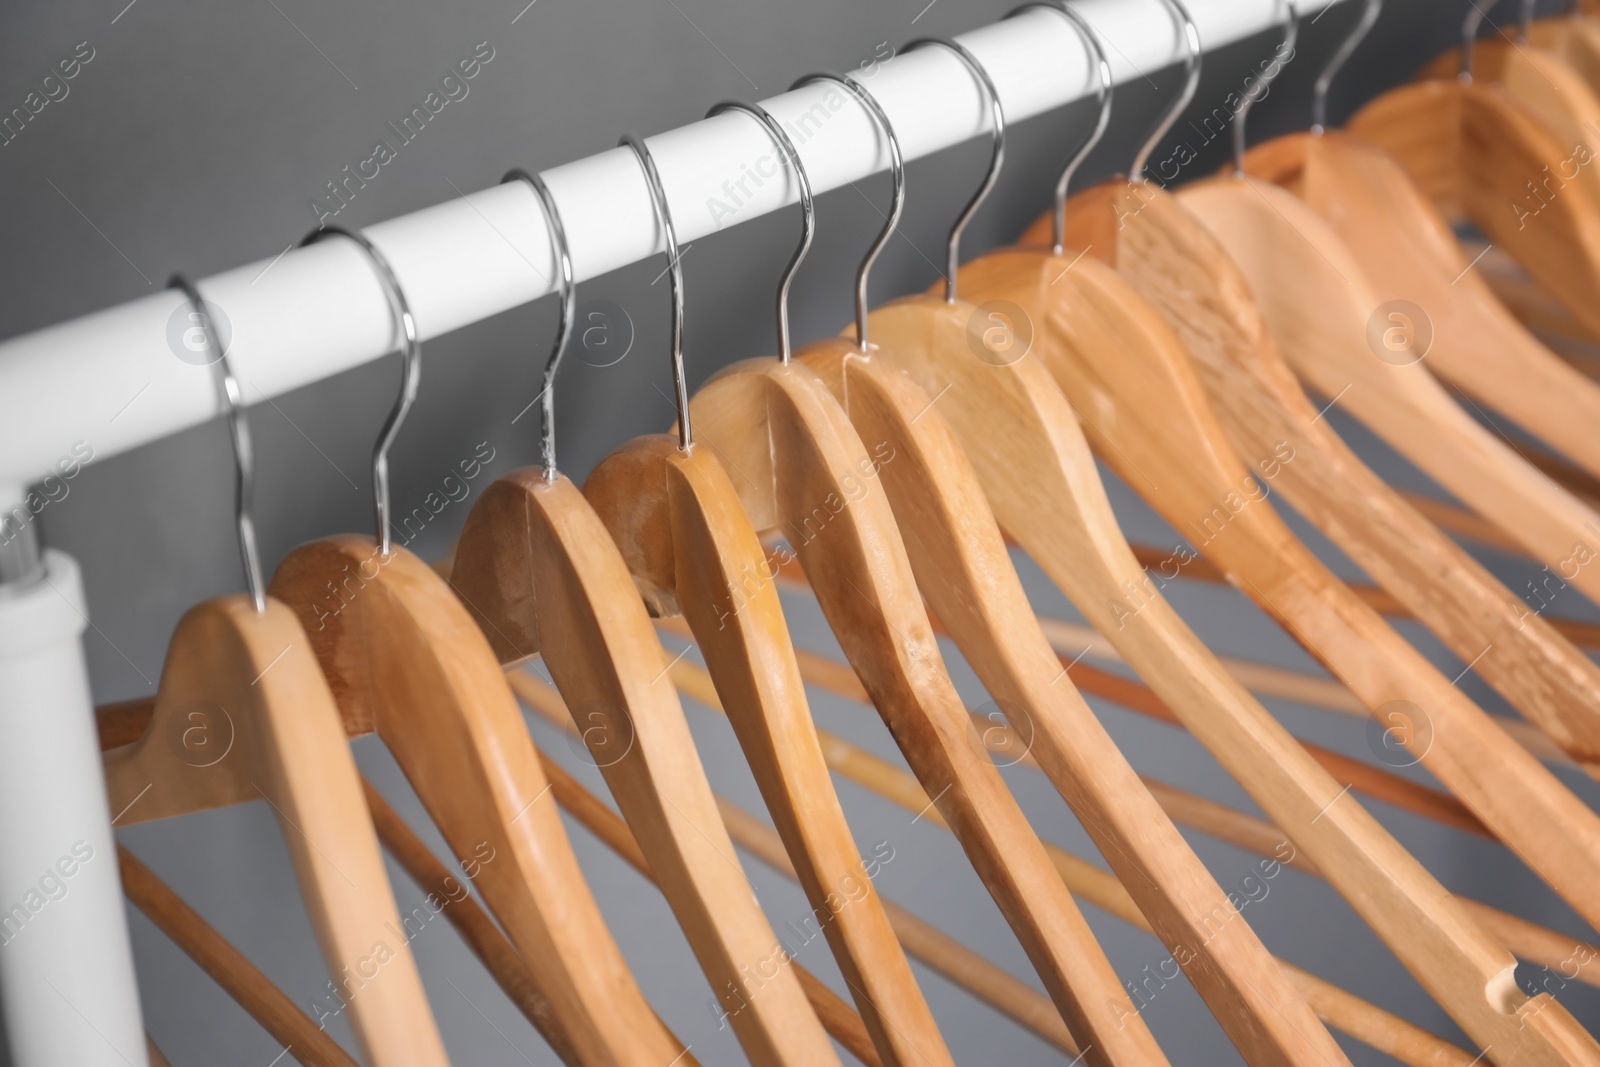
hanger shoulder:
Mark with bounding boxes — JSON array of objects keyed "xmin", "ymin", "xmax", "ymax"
[
  {"xmin": 1353, "ymin": 78, "xmax": 1600, "ymax": 339},
  {"xmin": 1112, "ymin": 176, "xmax": 1600, "ymax": 776},
  {"xmin": 104, "ymin": 594, "xmax": 448, "ymax": 1066},
  {"xmin": 1290, "ymin": 131, "xmax": 1600, "ymax": 486},
  {"xmin": 455, "ymin": 469, "xmax": 841, "ymax": 1067},
  {"xmin": 949, "ymin": 246, "xmax": 1600, "ymax": 1063},
  {"xmin": 689, "ymin": 355, "xmax": 1170, "ymax": 1066},
  {"xmin": 1036, "ymin": 190, "xmax": 1600, "ymax": 945},
  {"xmin": 804, "ymin": 319, "xmax": 1349, "ymax": 1066},
  {"xmin": 1345, "ymin": 80, "xmax": 1465, "ymax": 218},
  {"xmin": 272, "ymin": 537, "xmax": 677, "ymax": 1067},
  {"xmin": 1191, "ymin": 173, "xmax": 1600, "ymax": 606},
  {"xmin": 585, "ymin": 433, "xmax": 952, "ymax": 1067}
]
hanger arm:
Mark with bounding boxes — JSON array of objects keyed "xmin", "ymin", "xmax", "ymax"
[{"xmin": 584, "ymin": 434, "xmax": 952, "ymax": 1067}]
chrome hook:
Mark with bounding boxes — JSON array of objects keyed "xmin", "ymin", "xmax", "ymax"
[
  {"xmin": 905, "ymin": 37, "xmax": 1006, "ymax": 302},
  {"xmin": 298, "ymin": 226, "xmax": 419, "ymax": 557},
  {"xmin": 705, "ymin": 101, "xmax": 815, "ymax": 364},
  {"xmin": 1313, "ymin": 0, "xmax": 1382, "ymax": 134},
  {"xmin": 1233, "ymin": 0, "xmax": 1298, "ymax": 176},
  {"xmin": 621, "ymin": 134, "xmax": 692, "ymax": 450},
  {"xmin": 502, "ymin": 168, "xmax": 575, "ymax": 482},
  {"xmin": 789, "ymin": 72, "xmax": 905, "ymax": 349},
  {"xmin": 1131, "ymin": 0, "xmax": 1203, "ymax": 183},
  {"xmin": 169, "ymin": 273, "xmax": 266, "ymax": 613}
]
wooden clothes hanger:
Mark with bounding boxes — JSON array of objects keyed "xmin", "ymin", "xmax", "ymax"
[
  {"xmin": 580, "ymin": 113, "xmax": 951, "ymax": 1067},
  {"xmin": 105, "ymin": 276, "xmax": 447, "ymax": 1066},
  {"xmin": 937, "ymin": 5, "xmax": 1600, "ymax": 1061},
  {"xmin": 1342, "ymin": 2, "xmax": 1600, "ymax": 358},
  {"xmin": 447, "ymin": 163, "xmax": 839, "ymax": 1067},
  {"xmin": 264, "ymin": 228, "xmax": 693, "ymax": 1067},
  {"xmin": 1094, "ymin": 0, "xmax": 1600, "ymax": 779},
  {"xmin": 1022, "ymin": 0, "xmax": 1600, "ymax": 976},
  {"xmin": 1252, "ymin": 3, "xmax": 1600, "ymax": 492},
  {"xmin": 797, "ymin": 30, "xmax": 1343, "ymax": 1066},
  {"xmin": 683, "ymin": 69, "xmax": 1168, "ymax": 1067}
]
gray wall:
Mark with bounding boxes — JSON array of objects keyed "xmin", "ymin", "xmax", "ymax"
[{"xmin": 4, "ymin": 0, "xmax": 1598, "ymax": 1062}]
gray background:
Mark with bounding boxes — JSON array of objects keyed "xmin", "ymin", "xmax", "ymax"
[{"xmin": 4, "ymin": 0, "xmax": 1599, "ymax": 1062}]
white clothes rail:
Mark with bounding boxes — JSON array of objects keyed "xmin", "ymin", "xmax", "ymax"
[{"xmin": 0, "ymin": 0, "xmax": 1330, "ymax": 505}]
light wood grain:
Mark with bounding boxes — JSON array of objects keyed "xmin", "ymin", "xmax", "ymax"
[
  {"xmin": 271, "ymin": 537, "xmax": 674, "ymax": 1067},
  {"xmin": 584, "ymin": 433, "xmax": 951, "ymax": 1067},
  {"xmin": 687, "ymin": 355, "xmax": 1168, "ymax": 1065},
  {"xmin": 102, "ymin": 595, "xmax": 446, "ymax": 1066},
  {"xmin": 800, "ymin": 332, "xmax": 1342, "ymax": 1065},
  {"xmin": 451, "ymin": 469, "xmax": 839, "ymax": 1067},
  {"xmin": 944, "ymin": 241, "xmax": 1600, "ymax": 1064},
  {"xmin": 1047, "ymin": 178, "xmax": 1600, "ymax": 783}
]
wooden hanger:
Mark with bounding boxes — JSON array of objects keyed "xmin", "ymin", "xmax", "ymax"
[
  {"xmin": 685, "ymin": 70, "xmax": 1167, "ymax": 1066},
  {"xmin": 447, "ymin": 162, "xmax": 839, "ymax": 1067},
  {"xmin": 800, "ymin": 29, "xmax": 1342, "ymax": 1065},
  {"xmin": 103, "ymin": 276, "xmax": 446, "ymax": 1066},
  {"xmin": 1056, "ymin": 173, "xmax": 1600, "ymax": 781},
  {"xmin": 1343, "ymin": 3, "xmax": 1600, "ymax": 347},
  {"xmin": 264, "ymin": 228, "xmax": 687, "ymax": 1067},
  {"xmin": 1066, "ymin": 5, "xmax": 1600, "ymax": 779},
  {"xmin": 579, "ymin": 105, "xmax": 950, "ymax": 1067},
  {"xmin": 934, "ymin": 7, "xmax": 1600, "ymax": 1062}
]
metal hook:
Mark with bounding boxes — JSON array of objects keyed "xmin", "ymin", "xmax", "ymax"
[
  {"xmin": 1131, "ymin": 0, "xmax": 1203, "ymax": 183},
  {"xmin": 789, "ymin": 72, "xmax": 905, "ymax": 349},
  {"xmin": 299, "ymin": 225, "xmax": 419, "ymax": 557},
  {"xmin": 169, "ymin": 273, "xmax": 267, "ymax": 613},
  {"xmin": 705, "ymin": 102, "xmax": 814, "ymax": 364},
  {"xmin": 621, "ymin": 134, "xmax": 692, "ymax": 451},
  {"xmin": 502, "ymin": 169, "xmax": 575, "ymax": 482},
  {"xmin": 1521, "ymin": 0, "xmax": 1536, "ymax": 44},
  {"xmin": 1462, "ymin": 0, "xmax": 1515, "ymax": 81},
  {"xmin": 904, "ymin": 37, "xmax": 1006, "ymax": 302},
  {"xmin": 1233, "ymin": 0, "xmax": 1298, "ymax": 175},
  {"xmin": 1313, "ymin": 0, "xmax": 1382, "ymax": 133},
  {"xmin": 1010, "ymin": 3, "xmax": 1113, "ymax": 253}
]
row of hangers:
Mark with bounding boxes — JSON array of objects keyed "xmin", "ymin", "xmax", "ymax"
[{"xmin": 96, "ymin": 0, "xmax": 1600, "ymax": 1063}]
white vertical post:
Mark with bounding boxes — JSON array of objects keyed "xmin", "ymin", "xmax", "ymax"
[{"xmin": 0, "ymin": 552, "xmax": 147, "ymax": 1067}]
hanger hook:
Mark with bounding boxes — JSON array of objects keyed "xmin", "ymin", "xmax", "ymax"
[
  {"xmin": 1131, "ymin": 0, "xmax": 1203, "ymax": 183},
  {"xmin": 790, "ymin": 72, "xmax": 905, "ymax": 349},
  {"xmin": 1010, "ymin": 3, "xmax": 1113, "ymax": 254},
  {"xmin": 1313, "ymin": 0, "xmax": 1382, "ymax": 133},
  {"xmin": 621, "ymin": 134, "xmax": 692, "ymax": 451},
  {"xmin": 705, "ymin": 102, "xmax": 814, "ymax": 364},
  {"xmin": 168, "ymin": 273, "xmax": 267, "ymax": 614},
  {"xmin": 298, "ymin": 225, "xmax": 418, "ymax": 558},
  {"xmin": 1461, "ymin": 0, "xmax": 1513, "ymax": 81},
  {"xmin": 904, "ymin": 37, "xmax": 1006, "ymax": 302},
  {"xmin": 502, "ymin": 169, "xmax": 575, "ymax": 482},
  {"xmin": 1232, "ymin": 0, "xmax": 1298, "ymax": 176},
  {"xmin": 1521, "ymin": 0, "xmax": 1536, "ymax": 43}
]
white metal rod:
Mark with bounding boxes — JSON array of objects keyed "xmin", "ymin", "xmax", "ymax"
[{"xmin": 0, "ymin": 0, "xmax": 1325, "ymax": 501}]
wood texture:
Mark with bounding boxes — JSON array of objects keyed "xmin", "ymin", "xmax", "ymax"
[
  {"xmin": 1048, "ymin": 178, "xmax": 1600, "ymax": 782},
  {"xmin": 583, "ymin": 434, "xmax": 951, "ymax": 1067},
  {"xmin": 1350, "ymin": 76, "xmax": 1600, "ymax": 348},
  {"xmin": 270, "ymin": 537, "xmax": 676, "ymax": 1067},
  {"xmin": 102, "ymin": 595, "xmax": 446, "ymax": 1066},
  {"xmin": 686, "ymin": 355, "xmax": 1168, "ymax": 1065},
  {"xmin": 450, "ymin": 469, "xmax": 839, "ymax": 1067},
  {"xmin": 943, "ymin": 242, "xmax": 1600, "ymax": 1065},
  {"xmin": 119, "ymin": 845, "xmax": 360, "ymax": 1067},
  {"xmin": 798, "ymin": 333, "xmax": 1344, "ymax": 1066}
]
